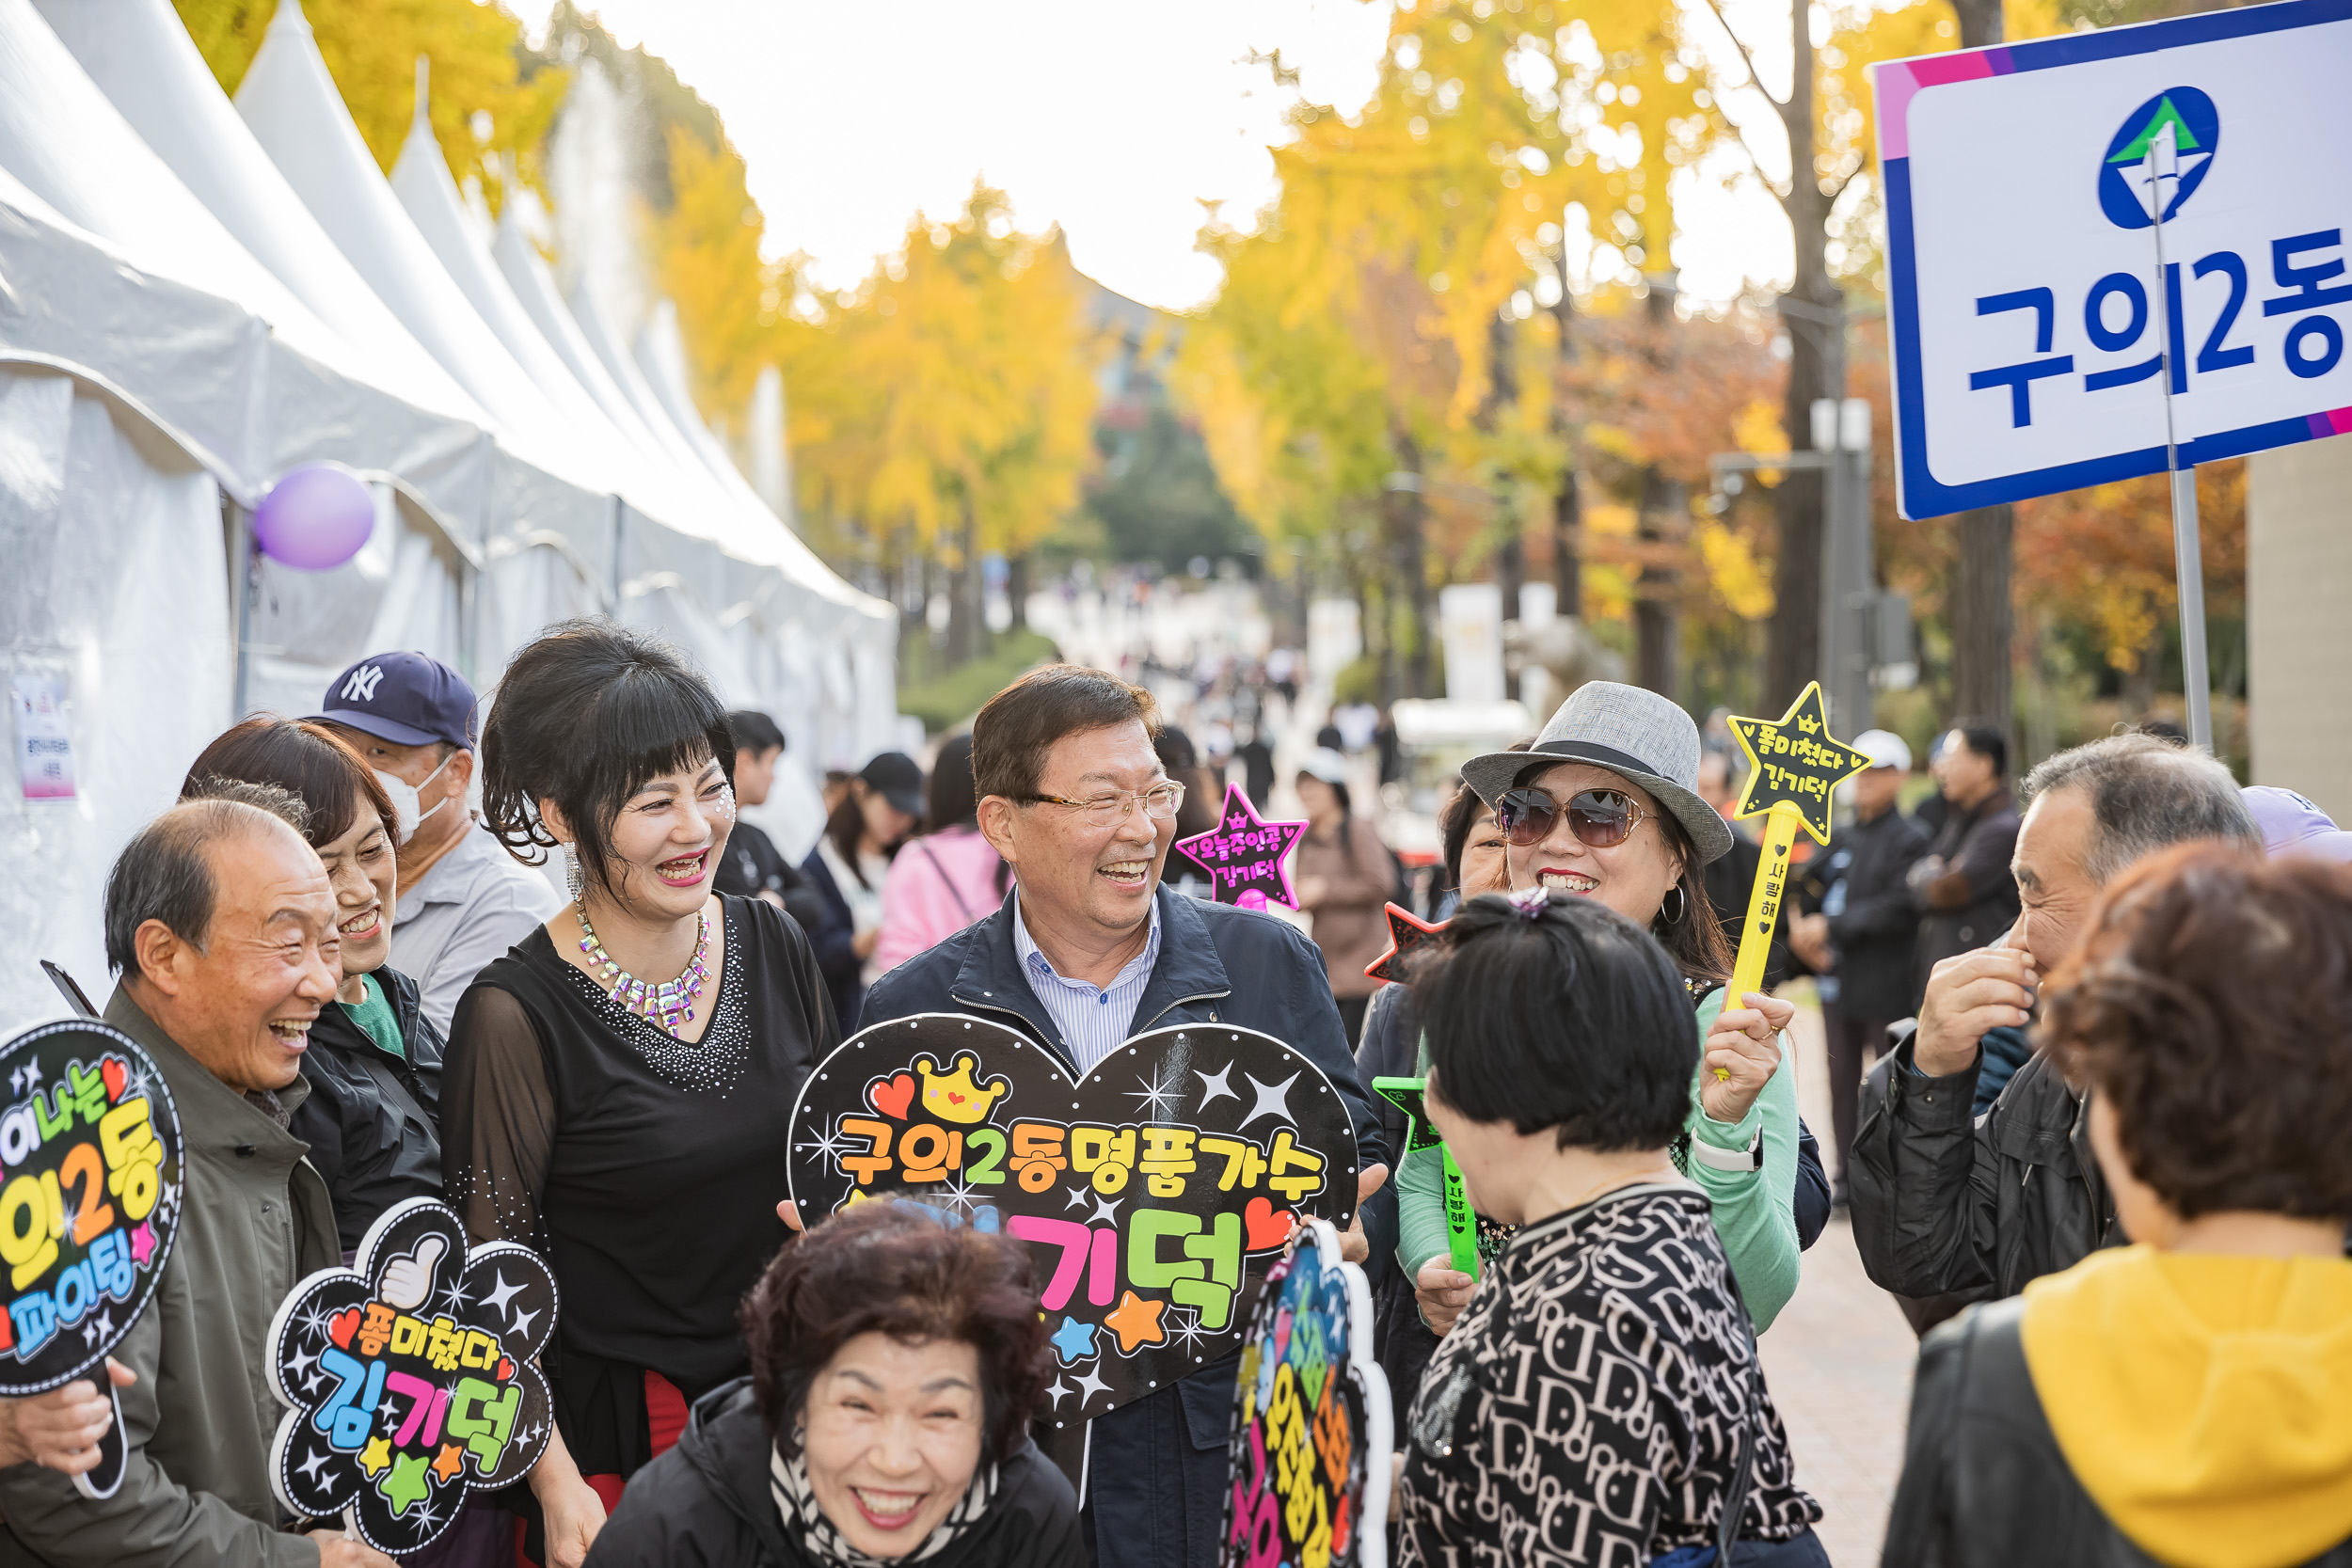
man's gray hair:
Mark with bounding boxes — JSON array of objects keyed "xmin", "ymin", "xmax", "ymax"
[
  {"xmin": 2021, "ymin": 734, "xmax": 2261, "ymax": 885},
  {"xmin": 103, "ymin": 787, "xmax": 310, "ymax": 976}
]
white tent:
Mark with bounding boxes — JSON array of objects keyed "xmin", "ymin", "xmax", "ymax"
[{"xmin": 0, "ymin": 0, "xmax": 900, "ymax": 1032}]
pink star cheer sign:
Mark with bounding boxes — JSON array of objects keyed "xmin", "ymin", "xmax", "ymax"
[{"xmin": 1174, "ymin": 784, "xmax": 1309, "ymax": 910}]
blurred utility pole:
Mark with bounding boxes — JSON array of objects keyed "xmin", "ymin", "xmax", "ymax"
[
  {"xmin": 1383, "ymin": 445, "xmax": 1431, "ymax": 700},
  {"xmin": 1947, "ymin": 0, "xmax": 2016, "ymax": 747}
]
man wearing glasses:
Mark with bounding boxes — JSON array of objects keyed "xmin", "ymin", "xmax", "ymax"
[{"xmin": 858, "ymin": 662, "xmax": 1389, "ymax": 1568}]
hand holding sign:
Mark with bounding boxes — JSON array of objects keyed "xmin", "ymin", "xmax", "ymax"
[{"xmin": 1719, "ymin": 683, "xmax": 1871, "ymax": 1081}]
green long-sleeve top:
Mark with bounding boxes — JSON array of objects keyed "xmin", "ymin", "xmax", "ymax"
[{"xmin": 1394, "ymin": 988, "xmax": 1804, "ymax": 1331}]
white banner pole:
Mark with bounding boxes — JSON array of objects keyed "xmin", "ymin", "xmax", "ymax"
[{"xmin": 2145, "ymin": 125, "xmax": 2215, "ymax": 751}]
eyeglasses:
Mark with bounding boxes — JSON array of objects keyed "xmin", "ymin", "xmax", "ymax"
[
  {"xmin": 1023, "ymin": 782, "xmax": 1186, "ymax": 830},
  {"xmin": 1492, "ymin": 786, "xmax": 1651, "ymax": 850}
]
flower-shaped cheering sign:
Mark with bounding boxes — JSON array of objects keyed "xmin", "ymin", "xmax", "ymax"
[
  {"xmin": 788, "ymin": 1015, "xmax": 1362, "ymax": 1432},
  {"xmin": 1221, "ymin": 1216, "xmax": 1391, "ymax": 1568},
  {"xmin": 0, "ymin": 1022, "xmax": 184, "ymax": 1499},
  {"xmin": 1176, "ymin": 785, "xmax": 1310, "ymax": 910},
  {"xmin": 268, "ymin": 1198, "xmax": 556, "ymax": 1556}
]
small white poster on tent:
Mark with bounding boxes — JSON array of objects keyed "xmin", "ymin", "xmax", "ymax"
[{"xmin": 12, "ymin": 671, "xmax": 75, "ymax": 803}]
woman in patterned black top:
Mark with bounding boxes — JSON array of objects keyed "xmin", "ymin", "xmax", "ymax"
[
  {"xmin": 442, "ymin": 623, "xmax": 837, "ymax": 1568},
  {"xmin": 1395, "ymin": 890, "xmax": 1825, "ymax": 1567}
]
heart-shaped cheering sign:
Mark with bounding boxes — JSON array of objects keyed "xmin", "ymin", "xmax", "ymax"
[
  {"xmin": 267, "ymin": 1197, "xmax": 557, "ymax": 1556},
  {"xmin": 0, "ymin": 1021, "xmax": 186, "ymax": 1501},
  {"xmin": 787, "ymin": 1015, "xmax": 1361, "ymax": 1431}
]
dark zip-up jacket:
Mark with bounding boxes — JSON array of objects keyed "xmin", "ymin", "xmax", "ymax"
[
  {"xmin": 858, "ymin": 883, "xmax": 1388, "ymax": 1568},
  {"xmin": 1884, "ymin": 1298, "xmax": 2352, "ymax": 1567},
  {"xmin": 1848, "ymin": 1024, "xmax": 2120, "ymax": 1305},
  {"xmin": 586, "ymin": 1378, "xmax": 1084, "ymax": 1568},
  {"xmin": 292, "ymin": 964, "xmax": 444, "ymax": 1252}
]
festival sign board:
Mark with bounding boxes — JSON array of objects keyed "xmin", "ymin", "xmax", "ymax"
[
  {"xmin": 1220, "ymin": 1216, "xmax": 1391, "ymax": 1568},
  {"xmin": 1176, "ymin": 785, "xmax": 1310, "ymax": 910},
  {"xmin": 0, "ymin": 1021, "xmax": 185, "ymax": 1499},
  {"xmin": 267, "ymin": 1198, "xmax": 557, "ymax": 1556},
  {"xmin": 1875, "ymin": 0, "xmax": 2352, "ymax": 517},
  {"xmin": 787, "ymin": 1014, "xmax": 1363, "ymax": 1432}
]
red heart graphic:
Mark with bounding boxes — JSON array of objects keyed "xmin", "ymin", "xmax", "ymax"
[
  {"xmin": 495, "ymin": 1356, "xmax": 514, "ymax": 1381},
  {"xmin": 327, "ymin": 1307, "xmax": 360, "ymax": 1350},
  {"xmin": 1243, "ymin": 1196, "xmax": 1295, "ymax": 1251},
  {"xmin": 947, "ymin": 1091, "xmax": 966, "ymax": 1104},
  {"xmin": 869, "ymin": 1073, "xmax": 915, "ymax": 1121},
  {"xmin": 100, "ymin": 1056, "xmax": 127, "ymax": 1102}
]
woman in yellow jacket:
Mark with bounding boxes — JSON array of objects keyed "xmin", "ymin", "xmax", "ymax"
[{"xmin": 1886, "ymin": 844, "xmax": 2352, "ymax": 1568}]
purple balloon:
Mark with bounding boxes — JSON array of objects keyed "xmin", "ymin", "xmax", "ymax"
[{"xmin": 253, "ymin": 462, "xmax": 375, "ymax": 571}]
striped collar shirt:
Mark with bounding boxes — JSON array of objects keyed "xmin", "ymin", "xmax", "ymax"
[{"xmin": 1010, "ymin": 892, "xmax": 1163, "ymax": 1071}]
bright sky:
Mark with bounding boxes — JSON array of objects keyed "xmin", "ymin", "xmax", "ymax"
[{"xmin": 520, "ymin": 0, "xmax": 1794, "ymax": 312}]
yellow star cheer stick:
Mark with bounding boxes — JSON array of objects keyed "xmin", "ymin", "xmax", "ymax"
[{"xmin": 1717, "ymin": 682, "xmax": 1872, "ymax": 1078}]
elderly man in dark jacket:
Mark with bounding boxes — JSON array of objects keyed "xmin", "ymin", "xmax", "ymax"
[
  {"xmin": 0, "ymin": 793, "xmax": 383, "ymax": 1567},
  {"xmin": 1848, "ymin": 735, "xmax": 2263, "ymax": 1320},
  {"xmin": 859, "ymin": 666, "xmax": 1388, "ymax": 1568}
]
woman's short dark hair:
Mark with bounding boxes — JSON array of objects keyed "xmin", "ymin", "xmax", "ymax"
[
  {"xmin": 1416, "ymin": 891, "xmax": 1698, "ymax": 1151},
  {"xmin": 1439, "ymin": 740, "xmax": 1531, "ymax": 890},
  {"xmin": 971, "ymin": 664, "xmax": 1158, "ymax": 802},
  {"xmin": 745, "ymin": 1203, "xmax": 1051, "ymax": 1466},
  {"xmin": 728, "ymin": 709, "xmax": 787, "ymax": 757},
  {"xmin": 183, "ymin": 716, "xmax": 395, "ymax": 851},
  {"xmin": 479, "ymin": 619, "xmax": 734, "ymax": 901},
  {"xmin": 2040, "ymin": 843, "xmax": 2352, "ymax": 1222},
  {"xmin": 928, "ymin": 734, "xmax": 980, "ymax": 832}
]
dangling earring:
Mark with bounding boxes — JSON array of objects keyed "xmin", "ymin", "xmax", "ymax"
[
  {"xmin": 564, "ymin": 846, "xmax": 585, "ymax": 904},
  {"xmin": 1661, "ymin": 885, "xmax": 1687, "ymax": 926}
]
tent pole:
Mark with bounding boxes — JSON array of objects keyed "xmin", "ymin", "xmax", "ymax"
[
  {"xmin": 229, "ymin": 501, "xmax": 256, "ymax": 721},
  {"xmin": 2145, "ymin": 131, "xmax": 2214, "ymax": 751}
]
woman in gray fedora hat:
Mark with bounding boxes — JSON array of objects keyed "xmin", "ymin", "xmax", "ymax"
[{"xmin": 1394, "ymin": 680, "xmax": 1808, "ymax": 1334}]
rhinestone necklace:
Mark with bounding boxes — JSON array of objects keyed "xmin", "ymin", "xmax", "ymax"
[{"xmin": 576, "ymin": 903, "xmax": 711, "ymax": 1038}]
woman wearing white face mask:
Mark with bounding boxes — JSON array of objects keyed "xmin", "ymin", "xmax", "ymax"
[
  {"xmin": 444, "ymin": 622, "xmax": 838, "ymax": 1568},
  {"xmin": 181, "ymin": 718, "xmax": 449, "ymax": 1253}
]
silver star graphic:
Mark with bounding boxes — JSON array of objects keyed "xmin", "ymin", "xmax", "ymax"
[
  {"xmin": 482, "ymin": 1272, "xmax": 527, "ymax": 1320},
  {"xmin": 939, "ymin": 1174, "xmax": 981, "ymax": 1217},
  {"xmin": 1061, "ymin": 1184, "xmax": 1090, "ymax": 1212},
  {"xmin": 1073, "ymin": 1367, "xmax": 1112, "ymax": 1404},
  {"xmin": 793, "ymin": 1123, "xmax": 855, "ymax": 1166},
  {"xmin": 378, "ymin": 1402, "xmax": 402, "ymax": 1433},
  {"xmin": 508, "ymin": 1304, "xmax": 540, "ymax": 1341},
  {"xmin": 1194, "ymin": 1063, "xmax": 1238, "ymax": 1108},
  {"xmin": 1125, "ymin": 1064, "xmax": 1186, "ymax": 1121},
  {"xmin": 1240, "ymin": 1071, "xmax": 1299, "ymax": 1130},
  {"xmin": 294, "ymin": 1302, "xmax": 334, "ymax": 1344},
  {"xmin": 295, "ymin": 1449, "xmax": 332, "ymax": 1488},
  {"xmin": 288, "ymin": 1343, "xmax": 319, "ymax": 1385},
  {"xmin": 80, "ymin": 1318, "xmax": 102, "ymax": 1347},
  {"xmin": 1049, "ymin": 1377, "xmax": 1075, "ymax": 1405},
  {"xmin": 304, "ymin": 1368, "xmax": 328, "ymax": 1398},
  {"xmin": 412, "ymin": 1495, "xmax": 444, "ymax": 1535},
  {"xmin": 1087, "ymin": 1193, "xmax": 1120, "ymax": 1227},
  {"xmin": 1166, "ymin": 1306, "xmax": 1211, "ymax": 1358},
  {"xmin": 87, "ymin": 1307, "xmax": 115, "ymax": 1344}
]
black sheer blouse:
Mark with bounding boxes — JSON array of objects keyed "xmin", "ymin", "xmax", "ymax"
[{"xmin": 442, "ymin": 895, "xmax": 836, "ymax": 1475}]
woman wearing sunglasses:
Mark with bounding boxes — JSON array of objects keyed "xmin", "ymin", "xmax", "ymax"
[{"xmin": 1395, "ymin": 681, "xmax": 1809, "ymax": 1335}]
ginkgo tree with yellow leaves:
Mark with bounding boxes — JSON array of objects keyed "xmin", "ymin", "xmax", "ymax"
[{"xmin": 790, "ymin": 187, "xmax": 1103, "ymax": 664}]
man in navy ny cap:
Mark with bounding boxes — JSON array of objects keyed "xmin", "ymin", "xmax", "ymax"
[{"xmin": 311, "ymin": 651, "xmax": 556, "ymax": 1033}]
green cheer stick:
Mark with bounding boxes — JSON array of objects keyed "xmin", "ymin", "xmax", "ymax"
[{"xmin": 1372, "ymin": 1075, "xmax": 1477, "ymax": 1279}]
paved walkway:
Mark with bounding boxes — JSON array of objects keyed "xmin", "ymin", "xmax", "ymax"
[{"xmin": 1759, "ymin": 986, "xmax": 1920, "ymax": 1567}]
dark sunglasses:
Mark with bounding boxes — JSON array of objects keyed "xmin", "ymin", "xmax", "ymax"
[{"xmin": 1492, "ymin": 786, "xmax": 1651, "ymax": 850}]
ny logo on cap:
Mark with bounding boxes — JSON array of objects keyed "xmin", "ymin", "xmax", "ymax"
[{"xmin": 341, "ymin": 665, "xmax": 385, "ymax": 704}]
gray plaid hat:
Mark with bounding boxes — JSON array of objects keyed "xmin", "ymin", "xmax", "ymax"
[{"xmin": 1459, "ymin": 681, "xmax": 1734, "ymax": 864}]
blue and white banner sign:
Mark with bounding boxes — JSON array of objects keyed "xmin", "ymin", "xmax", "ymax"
[{"xmin": 1873, "ymin": 0, "xmax": 2352, "ymax": 518}]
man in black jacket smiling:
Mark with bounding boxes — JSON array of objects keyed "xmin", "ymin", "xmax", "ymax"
[{"xmin": 856, "ymin": 665, "xmax": 1389, "ymax": 1568}]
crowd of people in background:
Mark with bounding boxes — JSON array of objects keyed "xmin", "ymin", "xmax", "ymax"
[{"xmin": 1, "ymin": 624, "xmax": 2347, "ymax": 1568}]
